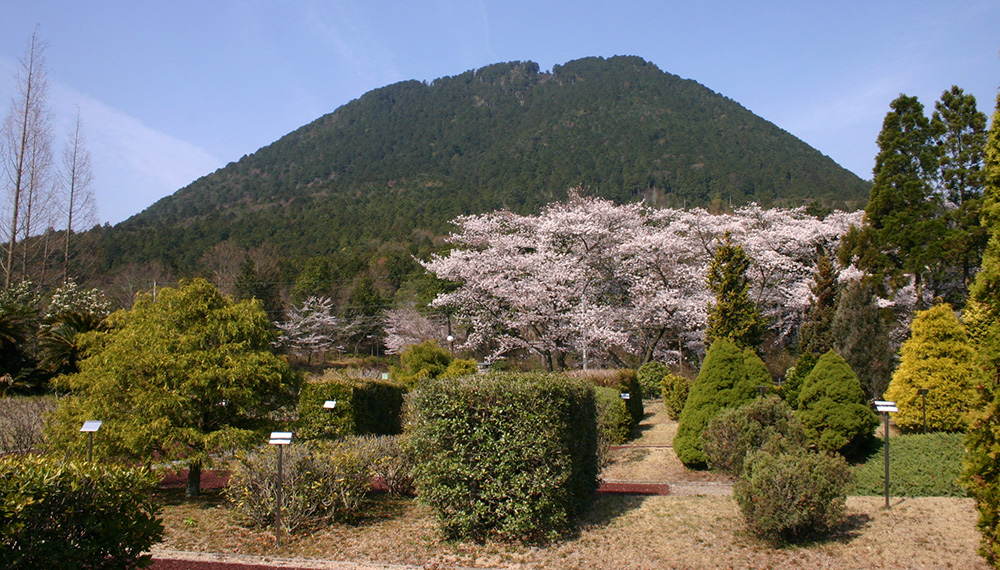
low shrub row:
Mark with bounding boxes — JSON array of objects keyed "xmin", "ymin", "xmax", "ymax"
[
  {"xmin": 851, "ymin": 432, "xmax": 967, "ymax": 497},
  {"xmin": 226, "ymin": 434, "xmax": 416, "ymax": 533},
  {"xmin": 296, "ymin": 372, "xmax": 408, "ymax": 440},
  {"xmin": 0, "ymin": 454, "xmax": 163, "ymax": 570}
]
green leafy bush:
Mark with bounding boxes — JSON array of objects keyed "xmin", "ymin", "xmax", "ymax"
[
  {"xmin": 594, "ymin": 386, "xmax": 632, "ymax": 465},
  {"xmin": 568, "ymin": 368, "xmax": 643, "ymax": 425},
  {"xmin": 408, "ymin": 373, "xmax": 599, "ymax": 543},
  {"xmin": 637, "ymin": 361, "xmax": 669, "ymax": 399},
  {"xmin": 734, "ymin": 449, "xmax": 854, "ymax": 544},
  {"xmin": 227, "ymin": 439, "xmax": 372, "ymax": 532},
  {"xmin": 853, "ymin": 432, "xmax": 967, "ymax": 497},
  {"xmin": 701, "ymin": 396, "xmax": 808, "ymax": 477},
  {"xmin": 297, "ymin": 372, "xmax": 407, "ymax": 440},
  {"xmin": 674, "ymin": 339, "xmax": 761, "ymax": 467},
  {"xmin": 797, "ymin": 350, "xmax": 879, "ymax": 456},
  {"xmin": 661, "ymin": 372, "xmax": 692, "ymax": 420},
  {"xmin": 390, "ymin": 340, "xmax": 475, "ymax": 387},
  {"xmin": 782, "ymin": 352, "xmax": 818, "ymax": 410},
  {"xmin": 0, "ymin": 454, "xmax": 163, "ymax": 570}
]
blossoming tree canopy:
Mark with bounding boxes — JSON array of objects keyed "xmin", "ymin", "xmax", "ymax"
[{"xmin": 421, "ymin": 191, "xmax": 861, "ymax": 367}]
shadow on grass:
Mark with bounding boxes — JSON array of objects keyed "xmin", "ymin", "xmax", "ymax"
[
  {"xmin": 154, "ymin": 487, "xmax": 227, "ymax": 510},
  {"xmin": 745, "ymin": 511, "xmax": 875, "ymax": 549},
  {"xmin": 573, "ymin": 494, "xmax": 649, "ymax": 536}
]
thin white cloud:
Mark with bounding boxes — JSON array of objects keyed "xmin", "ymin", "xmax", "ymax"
[{"xmin": 0, "ymin": 54, "xmax": 222, "ymax": 225}]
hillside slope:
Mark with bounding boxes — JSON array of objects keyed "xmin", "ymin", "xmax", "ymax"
[{"xmin": 104, "ymin": 56, "xmax": 870, "ymax": 271}]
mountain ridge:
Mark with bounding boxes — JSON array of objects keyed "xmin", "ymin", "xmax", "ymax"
[{"xmin": 103, "ymin": 55, "xmax": 870, "ymax": 272}]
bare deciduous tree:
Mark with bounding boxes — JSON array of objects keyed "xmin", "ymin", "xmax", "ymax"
[
  {"xmin": 59, "ymin": 108, "xmax": 97, "ymax": 282},
  {"xmin": 1, "ymin": 28, "xmax": 55, "ymax": 287}
]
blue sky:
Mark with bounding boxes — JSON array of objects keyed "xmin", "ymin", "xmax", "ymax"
[{"xmin": 2, "ymin": 1, "xmax": 998, "ymax": 225}]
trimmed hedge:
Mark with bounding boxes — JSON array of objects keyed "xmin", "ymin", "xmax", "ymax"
[
  {"xmin": 853, "ymin": 432, "xmax": 967, "ymax": 497},
  {"xmin": 571, "ymin": 369, "xmax": 643, "ymax": 425},
  {"xmin": 408, "ymin": 373, "xmax": 599, "ymax": 543},
  {"xmin": 594, "ymin": 386, "xmax": 631, "ymax": 446},
  {"xmin": 297, "ymin": 372, "xmax": 407, "ymax": 439},
  {"xmin": 0, "ymin": 454, "xmax": 163, "ymax": 570}
]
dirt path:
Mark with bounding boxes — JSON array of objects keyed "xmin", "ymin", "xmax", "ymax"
[{"xmin": 600, "ymin": 401, "xmax": 732, "ymax": 495}]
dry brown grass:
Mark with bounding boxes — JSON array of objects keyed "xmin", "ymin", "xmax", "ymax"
[{"xmin": 152, "ymin": 401, "xmax": 989, "ymax": 569}]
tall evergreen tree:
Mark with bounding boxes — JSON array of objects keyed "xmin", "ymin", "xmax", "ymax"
[
  {"xmin": 830, "ymin": 279, "xmax": 893, "ymax": 401},
  {"xmin": 705, "ymin": 233, "xmax": 764, "ymax": 351},
  {"xmin": 962, "ymin": 89, "xmax": 1000, "ymax": 567},
  {"xmin": 932, "ymin": 86, "xmax": 989, "ymax": 304},
  {"xmin": 799, "ymin": 254, "xmax": 839, "ymax": 354},
  {"xmin": 842, "ymin": 94, "xmax": 942, "ymax": 298}
]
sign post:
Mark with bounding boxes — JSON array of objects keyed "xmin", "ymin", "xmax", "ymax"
[
  {"xmin": 268, "ymin": 431, "xmax": 293, "ymax": 546},
  {"xmin": 874, "ymin": 401, "xmax": 897, "ymax": 509},
  {"xmin": 80, "ymin": 420, "xmax": 102, "ymax": 462}
]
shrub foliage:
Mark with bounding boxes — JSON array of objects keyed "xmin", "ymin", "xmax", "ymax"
[
  {"xmin": 853, "ymin": 432, "xmax": 967, "ymax": 497},
  {"xmin": 884, "ymin": 303, "xmax": 981, "ymax": 432},
  {"xmin": 797, "ymin": 350, "xmax": 879, "ymax": 456},
  {"xmin": 661, "ymin": 372, "xmax": 692, "ymax": 421},
  {"xmin": 297, "ymin": 372, "xmax": 408, "ymax": 440},
  {"xmin": 407, "ymin": 373, "xmax": 599, "ymax": 542},
  {"xmin": 734, "ymin": 449, "xmax": 854, "ymax": 543},
  {"xmin": 637, "ymin": 361, "xmax": 669, "ymax": 399},
  {"xmin": 701, "ymin": 396, "xmax": 808, "ymax": 477},
  {"xmin": 0, "ymin": 454, "xmax": 163, "ymax": 570},
  {"xmin": 674, "ymin": 339, "xmax": 761, "ymax": 467}
]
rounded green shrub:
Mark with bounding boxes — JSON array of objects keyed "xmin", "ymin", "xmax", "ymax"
[
  {"xmin": 661, "ymin": 372, "xmax": 692, "ymax": 420},
  {"xmin": 0, "ymin": 454, "xmax": 163, "ymax": 570},
  {"xmin": 797, "ymin": 350, "xmax": 879, "ymax": 456},
  {"xmin": 674, "ymin": 339, "xmax": 761, "ymax": 467},
  {"xmin": 408, "ymin": 373, "xmax": 598, "ymax": 543},
  {"xmin": 637, "ymin": 361, "xmax": 669, "ymax": 399},
  {"xmin": 701, "ymin": 396, "xmax": 808, "ymax": 477},
  {"xmin": 734, "ymin": 449, "xmax": 854, "ymax": 544}
]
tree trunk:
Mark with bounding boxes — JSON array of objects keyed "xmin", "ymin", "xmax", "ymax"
[{"xmin": 186, "ymin": 462, "xmax": 202, "ymax": 497}]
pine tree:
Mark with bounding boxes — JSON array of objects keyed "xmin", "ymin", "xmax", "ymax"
[
  {"xmin": 797, "ymin": 350, "xmax": 878, "ymax": 456},
  {"xmin": 830, "ymin": 279, "xmax": 893, "ymax": 401},
  {"xmin": 673, "ymin": 338, "xmax": 761, "ymax": 467},
  {"xmin": 799, "ymin": 254, "xmax": 839, "ymax": 355},
  {"xmin": 932, "ymin": 86, "xmax": 989, "ymax": 304},
  {"xmin": 884, "ymin": 304, "xmax": 980, "ymax": 432},
  {"xmin": 844, "ymin": 94, "xmax": 942, "ymax": 296},
  {"xmin": 961, "ymin": 89, "xmax": 1000, "ymax": 567},
  {"xmin": 705, "ymin": 233, "xmax": 764, "ymax": 351}
]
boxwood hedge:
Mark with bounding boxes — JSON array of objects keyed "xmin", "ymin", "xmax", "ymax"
[{"xmin": 407, "ymin": 373, "xmax": 599, "ymax": 543}]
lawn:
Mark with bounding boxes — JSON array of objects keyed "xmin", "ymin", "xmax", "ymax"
[{"xmin": 151, "ymin": 403, "xmax": 989, "ymax": 569}]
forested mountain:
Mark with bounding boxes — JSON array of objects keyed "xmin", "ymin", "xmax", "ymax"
[{"xmin": 100, "ymin": 56, "xmax": 869, "ymax": 273}]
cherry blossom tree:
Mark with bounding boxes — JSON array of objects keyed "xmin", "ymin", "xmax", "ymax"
[
  {"xmin": 274, "ymin": 296, "xmax": 352, "ymax": 364},
  {"xmin": 422, "ymin": 191, "xmax": 860, "ymax": 369}
]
